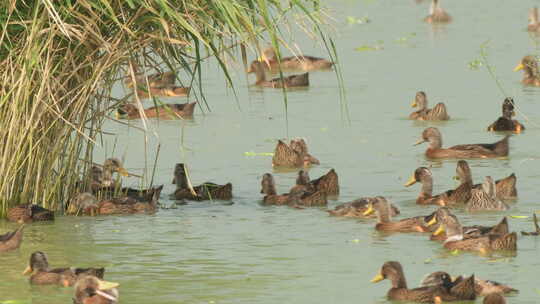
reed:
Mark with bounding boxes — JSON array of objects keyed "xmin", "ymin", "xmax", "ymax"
[{"xmin": 0, "ymin": 0, "xmax": 336, "ymax": 216}]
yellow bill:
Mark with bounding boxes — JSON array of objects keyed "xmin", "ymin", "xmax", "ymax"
[
  {"xmin": 452, "ymin": 175, "xmax": 460, "ymax": 181},
  {"xmin": 98, "ymin": 279, "xmax": 120, "ymax": 290},
  {"xmin": 411, "ymin": 100, "xmax": 417, "ymax": 107},
  {"xmin": 414, "ymin": 139, "xmax": 425, "ymax": 146},
  {"xmin": 22, "ymin": 266, "xmax": 33, "ymax": 276},
  {"xmin": 433, "ymin": 224, "xmax": 445, "ymax": 236},
  {"xmin": 371, "ymin": 272, "xmax": 384, "ymax": 283},
  {"xmin": 117, "ymin": 167, "xmax": 129, "ymax": 177},
  {"xmin": 426, "ymin": 216, "xmax": 437, "ymax": 227},
  {"xmin": 404, "ymin": 174, "xmax": 417, "ymax": 187},
  {"xmin": 363, "ymin": 204, "xmax": 375, "ymax": 216},
  {"xmin": 513, "ymin": 63, "xmax": 524, "ymax": 72}
]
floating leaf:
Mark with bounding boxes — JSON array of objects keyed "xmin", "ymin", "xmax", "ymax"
[
  {"xmin": 510, "ymin": 215, "xmax": 528, "ymax": 219},
  {"xmin": 244, "ymin": 151, "xmax": 274, "ymax": 157},
  {"xmin": 468, "ymin": 59, "xmax": 483, "ymax": 70},
  {"xmin": 346, "ymin": 16, "xmax": 370, "ymax": 25},
  {"xmin": 424, "ymin": 258, "xmax": 432, "ymax": 264},
  {"xmin": 350, "ymin": 239, "xmax": 360, "ymax": 243},
  {"xmin": 450, "ymin": 249, "xmax": 460, "ymax": 255}
]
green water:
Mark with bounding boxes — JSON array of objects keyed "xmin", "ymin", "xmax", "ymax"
[{"xmin": 2, "ymin": 0, "xmax": 540, "ymax": 303}]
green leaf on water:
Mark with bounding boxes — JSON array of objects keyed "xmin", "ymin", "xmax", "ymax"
[
  {"xmin": 468, "ymin": 59, "xmax": 483, "ymax": 70},
  {"xmin": 244, "ymin": 151, "xmax": 274, "ymax": 157},
  {"xmin": 510, "ymin": 215, "xmax": 528, "ymax": 219}
]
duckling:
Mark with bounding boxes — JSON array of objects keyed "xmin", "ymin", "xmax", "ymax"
[
  {"xmin": 514, "ymin": 55, "xmax": 540, "ymax": 86},
  {"xmin": 290, "ymin": 169, "xmax": 339, "ymax": 196},
  {"xmin": 135, "ymin": 86, "xmax": 190, "ymax": 99},
  {"xmin": 424, "ymin": 0, "xmax": 452, "ymax": 24},
  {"xmin": 483, "ymin": 293, "xmax": 506, "ymax": 304},
  {"xmin": 261, "ymin": 173, "xmax": 327, "ymax": 207},
  {"xmin": 252, "ymin": 61, "xmax": 309, "ymax": 88},
  {"xmin": 371, "ymin": 261, "xmax": 474, "ymax": 303},
  {"xmin": 432, "ymin": 214, "xmax": 517, "ymax": 252},
  {"xmin": 116, "ymin": 102, "xmax": 196, "ymax": 120},
  {"xmin": 327, "ymin": 197, "xmax": 400, "ymax": 218},
  {"xmin": 0, "ymin": 225, "xmax": 24, "ymax": 252},
  {"xmin": 171, "ymin": 163, "xmax": 233, "ymax": 201},
  {"xmin": 487, "ymin": 98, "xmax": 525, "ymax": 133},
  {"xmin": 466, "ymin": 176, "xmax": 509, "ymax": 212},
  {"xmin": 7, "ymin": 204, "xmax": 54, "ymax": 223},
  {"xmin": 272, "ymin": 138, "xmax": 320, "ymax": 168},
  {"xmin": 415, "ymin": 127, "xmax": 509, "ymax": 159},
  {"xmin": 409, "ymin": 91, "xmax": 449, "ymax": 121},
  {"xmin": 246, "ymin": 47, "xmax": 333, "ymax": 74},
  {"xmin": 363, "ymin": 197, "xmax": 429, "ymax": 232},
  {"xmin": 73, "ymin": 275, "xmax": 119, "ymax": 304},
  {"xmin": 68, "ymin": 186, "xmax": 162, "ymax": 216},
  {"xmin": 528, "ymin": 7, "xmax": 540, "ymax": 32},
  {"xmin": 421, "ymin": 272, "xmax": 517, "ymax": 297},
  {"xmin": 23, "ymin": 251, "xmax": 104, "ymax": 286}
]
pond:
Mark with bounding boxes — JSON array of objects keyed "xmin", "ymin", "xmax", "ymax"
[{"xmin": 2, "ymin": 0, "xmax": 540, "ymax": 303}]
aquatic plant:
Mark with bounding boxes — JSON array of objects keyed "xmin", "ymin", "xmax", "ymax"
[{"xmin": 0, "ymin": 0, "xmax": 337, "ymax": 216}]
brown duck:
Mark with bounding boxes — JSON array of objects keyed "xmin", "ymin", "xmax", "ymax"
[
  {"xmin": 117, "ymin": 102, "xmax": 196, "ymax": 120},
  {"xmin": 252, "ymin": 61, "xmax": 309, "ymax": 88},
  {"xmin": 290, "ymin": 169, "xmax": 339, "ymax": 196},
  {"xmin": 261, "ymin": 173, "xmax": 327, "ymax": 207},
  {"xmin": 0, "ymin": 225, "xmax": 24, "ymax": 252},
  {"xmin": 23, "ymin": 251, "xmax": 105, "ymax": 286},
  {"xmin": 487, "ymin": 98, "xmax": 525, "ymax": 133},
  {"xmin": 424, "ymin": 0, "xmax": 452, "ymax": 24},
  {"xmin": 514, "ymin": 55, "xmax": 540, "ymax": 86},
  {"xmin": 371, "ymin": 261, "xmax": 474, "ymax": 303},
  {"xmin": 7, "ymin": 204, "xmax": 54, "ymax": 223},
  {"xmin": 272, "ymin": 138, "xmax": 320, "ymax": 168},
  {"xmin": 421, "ymin": 271, "xmax": 517, "ymax": 297},
  {"xmin": 363, "ymin": 197, "xmax": 429, "ymax": 232},
  {"xmin": 124, "ymin": 62, "xmax": 176, "ymax": 89},
  {"xmin": 432, "ymin": 214, "xmax": 517, "ymax": 252},
  {"xmin": 327, "ymin": 197, "xmax": 400, "ymax": 218},
  {"xmin": 466, "ymin": 176, "xmax": 509, "ymax": 212},
  {"xmin": 483, "ymin": 293, "xmax": 506, "ymax": 304},
  {"xmin": 73, "ymin": 275, "xmax": 119, "ymax": 304},
  {"xmin": 415, "ymin": 127, "xmax": 509, "ymax": 159},
  {"xmin": 404, "ymin": 167, "xmax": 445, "ymax": 205},
  {"xmin": 473, "ymin": 173, "xmax": 517, "ymax": 201},
  {"xmin": 409, "ymin": 91, "xmax": 449, "ymax": 121},
  {"xmin": 135, "ymin": 86, "xmax": 190, "ymax": 99},
  {"xmin": 247, "ymin": 47, "xmax": 333, "ymax": 74},
  {"xmin": 171, "ymin": 163, "xmax": 233, "ymax": 201},
  {"xmin": 528, "ymin": 7, "xmax": 540, "ymax": 32}
]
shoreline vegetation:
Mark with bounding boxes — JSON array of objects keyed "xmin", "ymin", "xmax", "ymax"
[{"xmin": 0, "ymin": 0, "xmax": 338, "ymax": 217}]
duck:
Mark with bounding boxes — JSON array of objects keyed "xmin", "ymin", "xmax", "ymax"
[
  {"xmin": 134, "ymin": 86, "xmax": 190, "ymax": 99},
  {"xmin": 473, "ymin": 173, "xmax": 517, "ymax": 201},
  {"xmin": 363, "ymin": 197, "xmax": 429, "ymax": 232},
  {"xmin": 404, "ymin": 167, "xmax": 445, "ymax": 205},
  {"xmin": 171, "ymin": 163, "xmax": 233, "ymax": 201},
  {"xmin": 290, "ymin": 169, "xmax": 339, "ymax": 196},
  {"xmin": 246, "ymin": 46, "xmax": 333, "ymax": 74},
  {"xmin": 116, "ymin": 102, "xmax": 196, "ymax": 120},
  {"xmin": 421, "ymin": 272, "xmax": 517, "ymax": 297},
  {"xmin": 514, "ymin": 55, "xmax": 540, "ymax": 86},
  {"xmin": 371, "ymin": 261, "xmax": 474, "ymax": 303},
  {"xmin": 272, "ymin": 138, "xmax": 320, "ymax": 168},
  {"xmin": 90, "ymin": 158, "xmax": 129, "ymax": 191},
  {"xmin": 0, "ymin": 225, "xmax": 24, "ymax": 252},
  {"xmin": 327, "ymin": 197, "xmax": 400, "ymax": 218},
  {"xmin": 439, "ymin": 160, "xmax": 474, "ymax": 206},
  {"xmin": 424, "ymin": 0, "xmax": 452, "ymax": 24},
  {"xmin": 427, "ymin": 208, "xmax": 509, "ymax": 242},
  {"xmin": 260, "ymin": 173, "xmax": 327, "ymax": 207},
  {"xmin": 251, "ymin": 61, "xmax": 309, "ymax": 88},
  {"xmin": 487, "ymin": 98, "xmax": 525, "ymax": 133},
  {"xmin": 415, "ymin": 127, "xmax": 509, "ymax": 159},
  {"xmin": 466, "ymin": 176, "xmax": 509, "ymax": 212},
  {"xmin": 73, "ymin": 275, "xmax": 119, "ymax": 304},
  {"xmin": 67, "ymin": 186, "xmax": 162, "ymax": 216},
  {"xmin": 483, "ymin": 293, "xmax": 506, "ymax": 304},
  {"xmin": 23, "ymin": 251, "xmax": 105, "ymax": 286},
  {"xmin": 409, "ymin": 91, "xmax": 449, "ymax": 121},
  {"xmin": 521, "ymin": 213, "xmax": 540, "ymax": 236},
  {"xmin": 432, "ymin": 214, "xmax": 517, "ymax": 252},
  {"xmin": 528, "ymin": 7, "xmax": 540, "ymax": 32},
  {"xmin": 124, "ymin": 62, "xmax": 176, "ymax": 89},
  {"xmin": 7, "ymin": 204, "xmax": 54, "ymax": 223}
]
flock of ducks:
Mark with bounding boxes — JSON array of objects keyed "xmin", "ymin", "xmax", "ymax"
[{"xmin": 2, "ymin": 1, "xmax": 540, "ymax": 303}]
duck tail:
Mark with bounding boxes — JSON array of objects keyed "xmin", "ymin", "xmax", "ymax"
[
  {"xmin": 490, "ymin": 217, "xmax": 509, "ymax": 235},
  {"xmin": 182, "ymin": 101, "xmax": 197, "ymax": 117},
  {"xmin": 430, "ymin": 102, "xmax": 449, "ymax": 120},
  {"xmin": 494, "ymin": 135, "xmax": 510, "ymax": 156}
]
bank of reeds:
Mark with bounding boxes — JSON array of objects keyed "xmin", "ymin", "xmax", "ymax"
[{"xmin": 0, "ymin": 1, "xmax": 336, "ymax": 216}]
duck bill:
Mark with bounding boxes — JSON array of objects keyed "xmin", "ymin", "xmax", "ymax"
[
  {"xmin": 411, "ymin": 100, "xmax": 417, "ymax": 107},
  {"xmin": 95, "ymin": 290, "xmax": 118, "ymax": 302},
  {"xmin": 22, "ymin": 266, "xmax": 33, "ymax": 276},
  {"xmin": 371, "ymin": 272, "xmax": 384, "ymax": 283},
  {"xmin": 98, "ymin": 279, "xmax": 120, "ymax": 290},
  {"xmin": 433, "ymin": 225, "xmax": 445, "ymax": 236},
  {"xmin": 452, "ymin": 175, "xmax": 460, "ymax": 181},
  {"xmin": 115, "ymin": 110, "xmax": 126, "ymax": 120},
  {"xmin": 414, "ymin": 139, "xmax": 425, "ymax": 146},
  {"xmin": 363, "ymin": 204, "xmax": 375, "ymax": 216},
  {"xmin": 513, "ymin": 63, "xmax": 524, "ymax": 72},
  {"xmin": 426, "ymin": 216, "xmax": 437, "ymax": 227},
  {"xmin": 404, "ymin": 174, "xmax": 417, "ymax": 187},
  {"xmin": 117, "ymin": 167, "xmax": 129, "ymax": 177},
  {"xmin": 67, "ymin": 203, "xmax": 78, "ymax": 215}
]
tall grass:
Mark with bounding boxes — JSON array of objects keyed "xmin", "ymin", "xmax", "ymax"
[{"xmin": 0, "ymin": 0, "xmax": 336, "ymax": 216}]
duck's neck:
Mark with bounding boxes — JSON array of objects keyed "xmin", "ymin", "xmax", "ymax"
[
  {"xmin": 262, "ymin": 184, "xmax": 277, "ymax": 196},
  {"xmin": 376, "ymin": 206, "xmax": 392, "ymax": 223},
  {"xmin": 101, "ymin": 168, "xmax": 115, "ymax": 186},
  {"xmin": 419, "ymin": 176, "xmax": 433, "ymax": 197},
  {"xmin": 254, "ymin": 64, "xmax": 267, "ymax": 85},
  {"xmin": 390, "ymin": 273, "xmax": 408, "ymax": 289},
  {"xmin": 427, "ymin": 136, "xmax": 442, "ymax": 150},
  {"xmin": 174, "ymin": 170, "xmax": 189, "ymax": 190},
  {"xmin": 502, "ymin": 109, "xmax": 513, "ymax": 120}
]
